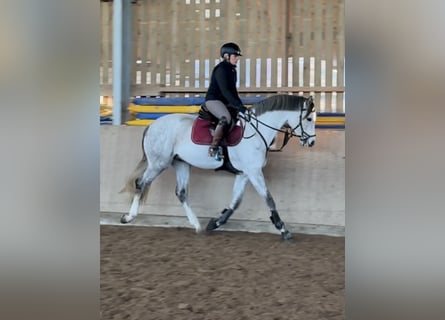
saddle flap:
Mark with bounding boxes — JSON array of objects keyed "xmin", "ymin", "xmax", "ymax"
[{"xmin": 191, "ymin": 117, "xmax": 243, "ymax": 146}]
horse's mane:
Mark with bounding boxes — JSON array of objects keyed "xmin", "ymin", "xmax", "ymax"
[{"xmin": 252, "ymin": 95, "xmax": 307, "ymax": 116}]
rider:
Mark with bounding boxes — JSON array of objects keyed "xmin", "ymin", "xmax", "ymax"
[{"xmin": 205, "ymin": 42, "xmax": 248, "ymax": 159}]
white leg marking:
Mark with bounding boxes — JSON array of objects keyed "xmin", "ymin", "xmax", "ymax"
[
  {"xmin": 126, "ymin": 193, "xmax": 141, "ymax": 222},
  {"xmin": 183, "ymin": 202, "xmax": 202, "ymax": 233}
]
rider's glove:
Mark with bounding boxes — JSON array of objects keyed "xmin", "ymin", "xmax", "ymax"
[
  {"xmin": 244, "ymin": 110, "xmax": 251, "ymax": 122},
  {"xmin": 238, "ymin": 105, "xmax": 247, "ymax": 114}
]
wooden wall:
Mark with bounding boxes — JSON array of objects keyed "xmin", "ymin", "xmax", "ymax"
[{"xmin": 100, "ymin": 0, "xmax": 345, "ymax": 112}]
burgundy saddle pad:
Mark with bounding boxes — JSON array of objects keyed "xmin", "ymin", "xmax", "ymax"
[{"xmin": 191, "ymin": 117, "xmax": 243, "ymax": 146}]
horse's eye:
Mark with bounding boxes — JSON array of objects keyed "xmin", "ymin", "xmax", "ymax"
[{"xmin": 307, "ymin": 118, "xmax": 312, "ymax": 122}]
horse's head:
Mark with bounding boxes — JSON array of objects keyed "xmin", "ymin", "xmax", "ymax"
[{"xmin": 292, "ymin": 96, "xmax": 316, "ymax": 147}]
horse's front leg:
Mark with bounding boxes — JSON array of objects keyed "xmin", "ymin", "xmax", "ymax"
[
  {"xmin": 247, "ymin": 170, "xmax": 292, "ymax": 240},
  {"xmin": 206, "ymin": 174, "xmax": 248, "ymax": 231}
]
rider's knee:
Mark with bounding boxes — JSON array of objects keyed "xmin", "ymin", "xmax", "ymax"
[
  {"xmin": 218, "ymin": 116, "xmax": 229, "ymax": 127},
  {"xmin": 218, "ymin": 116, "xmax": 231, "ymax": 134}
]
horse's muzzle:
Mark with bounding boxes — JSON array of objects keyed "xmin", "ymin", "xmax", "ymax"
[{"xmin": 300, "ymin": 137, "xmax": 315, "ymax": 147}]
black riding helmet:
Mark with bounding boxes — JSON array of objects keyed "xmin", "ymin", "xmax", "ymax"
[{"xmin": 220, "ymin": 42, "xmax": 242, "ymax": 58}]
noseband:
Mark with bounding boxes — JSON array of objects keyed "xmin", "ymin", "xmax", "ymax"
[{"xmin": 291, "ymin": 105, "xmax": 317, "ymax": 145}]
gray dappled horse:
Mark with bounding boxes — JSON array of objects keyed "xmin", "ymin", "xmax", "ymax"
[{"xmin": 120, "ymin": 95, "xmax": 316, "ymax": 240}]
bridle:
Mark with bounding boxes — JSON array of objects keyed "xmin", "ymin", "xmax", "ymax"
[{"xmin": 239, "ymin": 104, "xmax": 316, "ymax": 153}]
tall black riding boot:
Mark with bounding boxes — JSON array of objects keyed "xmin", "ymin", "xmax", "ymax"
[{"xmin": 209, "ymin": 123, "xmax": 225, "ymax": 159}]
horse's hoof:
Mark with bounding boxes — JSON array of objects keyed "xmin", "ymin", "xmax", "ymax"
[
  {"xmin": 120, "ymin": 215, "xmax": 131, "ymax": 224},
  {"xmin": 281, "ymin": 230, "xmax": 293, "ymax": 240},
  {"xmin": 206, "ymin": 218, "xmax": 219, "ymax": 231}
]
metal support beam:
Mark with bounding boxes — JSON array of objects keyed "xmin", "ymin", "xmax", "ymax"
[
  {"xmin": 112, "ymin": 0, "xmax": 122, "ymax": 125},
  {"xmin": 122, "ymin": 0, "xmax": 132, "ymax": 123},
  {"xmin": 112, "ymin": 0, "xmax": 132, "ymax": 125}
]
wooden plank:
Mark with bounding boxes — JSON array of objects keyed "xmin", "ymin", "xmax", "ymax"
[
  {"xmin": 204, "ymin": 1, "xmax": 214, "ymax": 93},
  {"xmin": 100, "ymin": 1, "xmax": 105, "ymax": 86},
  {"xmin": 158, "ymin": 1, "xmax": 168, "ymax": 85},
  {"xmin": 238, "ymin": 0, "xmax": 248, "ymax": 89},
  {"xmin": 324, "ymin": 0, "xmax": 334, "ymax": 112},
  {"xmin": 107, "ymin": 84, "xmax": 163, "ymax": 97},
  {"xmin": 169, "ymin": 0, "xmax": 180, "ymax": 88},
  {"xmin": 147, "ymin": 0, "xmax": 158, "ymax": 86},
  {"xmin": 226, "ymin": 0, "xmax": 236, "ymax": 41},
  {"xmin": 270, "ymin": 0, "xmax": 279, "ymax": 88},
  {"xmin": 246, "ymin": 0, "xmax": 257, "ymax": 89},
  {"xmin": 218, "ymin": 0, "xmax": 228, "ymax": 46},
  {"xmin": 107, "ymin": 1, "xmax": 113, "ymax": 85},
  {"xmin": 140, "ymin": 1, "xmax": 147, "ymax": 87},
  {"xmin": 198, "ymin": 0, "xmax": 206, "ymax": 91},
  {"xmin": 313, "ymin": 0, "xmax": 323, "ymax": 109},
  {"xmin": 159, "ymin": 86, "xmax": 345, "ymax": 94},
  {"xmin": 260, "ymin": 0, "xmax": 268, "ymax": 88},
  {"xmin": 207, "ymin": 0, "xmax": 219, "ymax": 88},
  {"xmin": 130, "ymin": 2, "xmax": 138, "ymax": 88},
  {"xmin": 184, "ymin": 0, "xmax": 195, "ymax": 89},
  {"xmin": 291, "ymin": 0, "xmax": 302, "ymax": 88},
  {"xmin": 302, "ymin": 0, "xmax": 312, "ymax": 88},
  {"xmin": 177, "ymin": 2, "xmax": 187, "ymax": 87},
  {"xmin": 131, "ymin": 1, "xmax": 141, "ymax": 88},
  {"xmin": 212, "ymin": 1, "xmax": 227, "ymax": 51},
  {"xmin": 101, "ymin": 2, "xmax": 111, "ymax": 87},
  {"xmin": 154, "ymin": 0, "xmax": 162, "ymax": 85},
  {"xmin": 131, "ymin": 1, "xmax": 147, "ymax": 93},
  {"xmin": 336, "ymin": 0, "xmax": 345, "ymax": 112},
  {"xmin": 283, "ymin": 0, "xmax": 290, "ymax": 88}
]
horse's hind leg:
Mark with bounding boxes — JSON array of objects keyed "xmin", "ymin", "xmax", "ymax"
[
  {"xmin": 247, "ymin": 170, "xmax": 292, "ymax": 240},
  {"xmin": 206, "ymin": 174, "xmax": 249, "ymax": 231},
  {"xmin": 121, "ymin": 166, "xmax": 164, "ymax": 224},
  {"xmin": 173, "ymin": 160, "xmax": 202, "ymax": 233}
]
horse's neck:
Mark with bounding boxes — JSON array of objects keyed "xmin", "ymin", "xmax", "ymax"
[{"xmin": 252, "ymin": 111, "xmax": 292, "ymax": 145}]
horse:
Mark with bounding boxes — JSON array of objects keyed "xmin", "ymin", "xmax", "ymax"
[{"xmin": 120, "ymin": 94, "xmax": 316, "ymax": 240}]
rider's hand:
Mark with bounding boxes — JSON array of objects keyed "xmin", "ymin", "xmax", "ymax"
[
  {"xmin": 244, "ymin": 110, "xmax": 251, "ymax": 122},
  {"xmin": 238, "ymin": 105, "xmax": 247, "ymax": 114},
  {"xmin": 241, "ymin": 108, "xmax": 251, "ymax": 122}
]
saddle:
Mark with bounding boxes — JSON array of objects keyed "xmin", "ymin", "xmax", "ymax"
[
  {"xmin": 191, "ymin": 104, "xmax": 244, "ymax": 175},
  {"xmin": 191, "ymin": 105, "xmax": 243, "ymax": 146}
]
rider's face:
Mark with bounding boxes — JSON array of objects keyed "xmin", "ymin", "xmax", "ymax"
[{"xmin": 229, "ymin": 54, "xmax": 240, "ymax": 66}]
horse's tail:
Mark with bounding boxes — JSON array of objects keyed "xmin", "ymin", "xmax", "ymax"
[
  {"xmin": 119, "ymin": 125, "xmax": 152, "ymax": 202},
  {"xmin": 119, "ymin": 152, "xmax": 150, "ymax": 202},
  {"xmin": 119, "ymin": 153, "xmax": 148, "ymax": 189}
]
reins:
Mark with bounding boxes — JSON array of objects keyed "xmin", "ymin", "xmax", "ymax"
[{"xmin": 238, "ymin": 106, "xmax": 315, "ymax": 154}]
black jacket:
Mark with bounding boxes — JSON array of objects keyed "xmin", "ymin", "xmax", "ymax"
[{"xmin": 205, "ymin": 60, "xmax": 243, "ymax": 110}]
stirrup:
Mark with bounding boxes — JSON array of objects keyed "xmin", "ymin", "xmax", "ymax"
[{"xmin": 208, "ymin": 146, "xmax": 224, "ymax": 160}]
